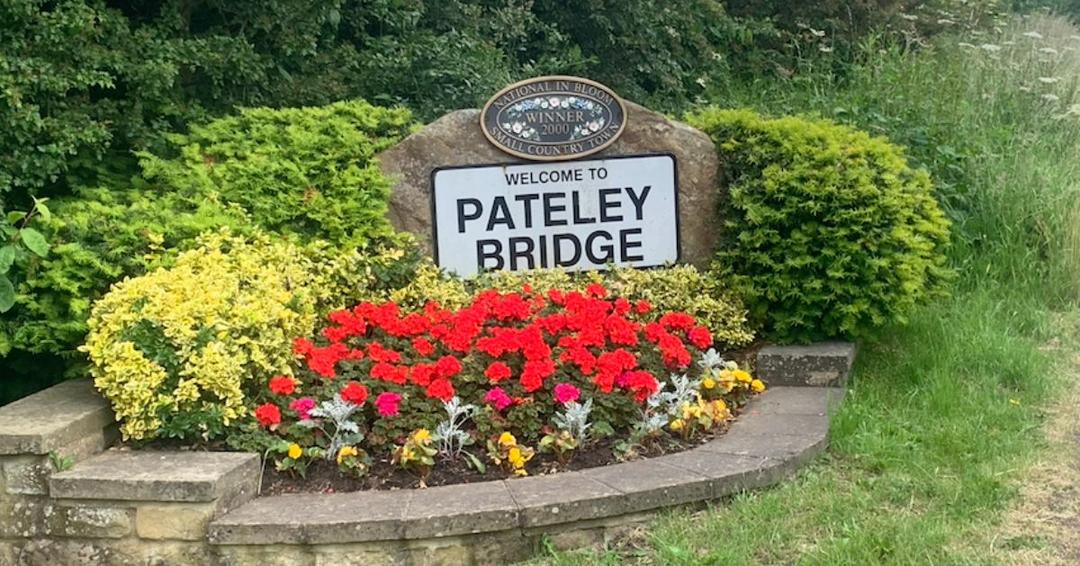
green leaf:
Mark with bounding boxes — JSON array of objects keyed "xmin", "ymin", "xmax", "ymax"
[
  {"xmin": 0, "ymin": 276, "xmax": 14, "ymax": 313},
  {"xmin": 5, "ymin": 211, "xmax": 26, "ymax": 225},
  {"xmin": 33, "ymin": 198, "xmax": 51, "ymax": 223},
  {"xmin": 19, "ymin": 228, "xmax": 48, "ymax": 257},
  {"xmin": 463, "ymin": 451, "xmax": 486, "ymax": 474},
  {"xmin": 0, "ymin": 246, "xmax": 14, "ymax": 274}
]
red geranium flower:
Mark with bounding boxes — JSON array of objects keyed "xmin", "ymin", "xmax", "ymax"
[
  {"xmin": 435, "ymin": 355, "xmax": 462, "ymax": 379},
  {"xmin": 268, "ymin": 375, "xmax": 297, "ymax": 396},
  {"xmin": 412, "ymin": 337, "xmax": 436, "ymax": 357},
  {"xmin": 426, "ymin": 378, "xmax": 455, "ymax": 402},
  {"xmin": 254, "ymin": 403, "xmax": 281, "ymax": 427},
  {"xmin": 485, "ymin": 361, "xmax": 512, "ymax": 383},
  {"xmin": 688, "ymin": 325, "xmax": 713, "ymax": 349},
  {"xmin": 340, "ymin": 381, "xmax": 369, "ymax": 405}
]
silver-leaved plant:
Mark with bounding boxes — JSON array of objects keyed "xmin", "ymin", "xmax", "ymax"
[
  {"xmin": 296, "ymin": 394, "xmax": 363, "ymax": 461},
  {"xmin": 552, "ymin": 398, "xmax": 593, "ymax": 443},
  {"xmin": 434, "ymin": 396, "xmax": 477, "ymax": 460}
]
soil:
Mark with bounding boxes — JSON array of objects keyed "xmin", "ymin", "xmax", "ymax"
[{"xmin": 260, "ymin": 424, "xmax": 731, "ymax": 495}]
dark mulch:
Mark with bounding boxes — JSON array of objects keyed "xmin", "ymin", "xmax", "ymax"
[{"xmin": 259, "ymin": 423, "xmax": 731, "ymax": 495}]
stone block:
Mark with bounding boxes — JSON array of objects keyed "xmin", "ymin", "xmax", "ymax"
[
  {"xmin": 2, "ymin": 455, "xmax": 51, "ymax": 495},
  {"xmin": 580, "ymin": 458, "xmax": 712, "ymax": 515},
  {"xmin": 0, "ymin": 379, "xmax": 114, "ymax": 456},
  {"xmin": 401, "ymin": 480, "xmax": 518, "ymax": 539},
  {"xmin": 212, "ymin": 544, "xmax": 316, "ymax": 566},
  {"xmin": 746, "ymin": 386, "xmax": 844, "ymax": 416},
  {"xmin": 406, "ymin": 540, "xmax": 472, "ymax": 566},
  {"xmin": 505, "ymin": 471, "xmax": 621, "ymax": 528},
  {"xmin": 46, "ymin": 502, "xmax": 133, "ymax": 538},
  {"xmin": 50, "ymin": 450, "xmax": 259, "ymax": 504},
  {"xmin": 756, "ymin": 342, "xmax": 856, "ymax": 387},
  {"xmin": 312, "ymin": 543, "xmax": 405, "ymax": 566},
  {"xmin": 379, "ymin": 101, "xmax": 723, "ymax": 268},
  {"xmin": 208, "ymin": 491, "xmax": 407, "ymax": 545},
  {"xmin": 725, "ymin": 412, "xmax": 830, "ymax": 439},
  {"xmin": 0, "ymin": 494, "xmax": 48, "ymax": 538},
  {"xmin": 136, "ymin": 502, "xmax": 216, "ymax": 541}
]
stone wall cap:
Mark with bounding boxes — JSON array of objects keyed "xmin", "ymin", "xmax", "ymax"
[
  {"xmin": 50, "ymin": 450, "xmax": 259, "ymax": 502},
  {"xmin": 0, "ymin": 379, "xmax": 114, "ymax": 455}
]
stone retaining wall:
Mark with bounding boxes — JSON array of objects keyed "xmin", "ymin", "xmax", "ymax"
[{"xmin": 0, "ymin": 343, "xmax": 854, "ymax": 565}]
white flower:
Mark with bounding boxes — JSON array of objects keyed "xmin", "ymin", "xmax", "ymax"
[
  {"xmin": 1022, "ymin": 31, "xmax": 1044, "ymax": 39},
  {"xmin": 511, "ymin": 122, "xmax": 523, "ymax": 133},
  {"xmin": 1039, "ymin": 47, "xmax": 1059, "ymax": 55},
  {"xmin": 900, "ymin": 14, "xmax": 918, "ymax": 21},
  {"xmin": 549, "ymin": 97, "xmax": 560, "ymax": 107},
  {"xmin": 958, "ymin": 42, "xmax": 976, "ymax": 48},
  {"xmin": 810, "ymin": 28, "xmax": 825, "ymax": 37},
  {"xmin": 819, "ymin": 46, "xmax": 833, "ymax": 53},
  {"xmin": 1038, "ymin": 77, "xmax": 1060, "ymax": 84},
  {"xmin": 1041, "ymin": 93, "xmax": 1060, "ymax": 103},
  {"xmin": 979, "ymin": 44, "xmax": 1002, "ymax": 52}
]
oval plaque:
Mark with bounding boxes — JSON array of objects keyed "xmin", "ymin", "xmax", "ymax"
[{"xmin": 480, "ymin": 76, "xmax": 627, "ymax": 161}]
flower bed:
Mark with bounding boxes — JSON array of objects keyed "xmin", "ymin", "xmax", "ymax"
[{"xmin": 242, "ymin": 282, "xmax": 765, "ymax": 489}]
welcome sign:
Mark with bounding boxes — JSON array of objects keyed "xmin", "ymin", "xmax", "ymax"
[{"xmin": 432, "ymin": 154, "xmax": 679, "ymax": 276}]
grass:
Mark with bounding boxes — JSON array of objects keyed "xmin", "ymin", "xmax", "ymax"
[{"xmin": 530, "ymin": 13, "xmax": 1080, "ymax": 565}]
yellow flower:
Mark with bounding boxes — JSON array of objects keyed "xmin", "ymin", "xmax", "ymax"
[
  {"xmin": 337, "ymin": 445, "xmax": 358, "ymax": 464},
  {"xmin": 733, "ymin": 369, "xmax": 752, "ymax": 383},
  {"xmin": 669, "ymin": 418, "xmax": 685, "ymax": 431},
  {"xmin": 413, "ymin": 429, "xmax": 431, "ymax": 443},
  {"xmin": 498, "ymin": 432, "xmax": 517, "ymax": 447},
  {"xmin": 287, "ymin": 443, "xmax": 303, "ymax": 459},
  {"xmin": 508, "ymin": 446, "xmax": 525, "ymax": 468},
  {"xmin": 751, "ymin": 379, "xmax": 766, "ymax": 393},
  {"xmin": 701, "ymin": 377, "xmax": 716, "ymax": 390}
]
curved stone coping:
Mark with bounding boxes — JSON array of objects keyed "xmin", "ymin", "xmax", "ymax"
[{"xmin": 208, "ymin": 386, "xmax": 841, "ymax": 546}]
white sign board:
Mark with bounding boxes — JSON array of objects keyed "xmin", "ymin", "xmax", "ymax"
[{"xmin": 432, "ymin": 154, "xmax": 679, "ymax": 276}]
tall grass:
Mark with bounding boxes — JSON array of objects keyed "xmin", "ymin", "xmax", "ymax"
[{"xmin": 532, "ymin": 14, "xmax": 1080, "ymax": 565}]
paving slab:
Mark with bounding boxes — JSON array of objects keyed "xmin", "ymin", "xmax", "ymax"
[
  {"xmin": 401, "ymin": 480, "xmax": 518, "ymax": 539},
  {"xmin": 0, "ymin": 380, "xmax": 114, "ymax": 455},
  {"xmin": 49, "ymin": 450, "xmax": 258, "ymax": 503},
  {"xmin": 504, "ymin": 471, "xmax": 622, "ymax": 528},
  {"xmin": 746, "ymin": 386, "xmax": 844, "ymax": 416},
  {"xmin": 208, "ymin": 490, "xmax": 408, "ymax": 545},
  {"xmin": 756, "ymin": 342, "xmax": 856, "ymax": 387},
  {"xmin": 580, "ymin": 457, "xmax": 712, "ymax": 514}
]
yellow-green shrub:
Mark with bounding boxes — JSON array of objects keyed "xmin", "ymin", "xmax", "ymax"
[
  {"xmin": 83, "ymin": 229, "xmax": 424, "ymax": 441},
  {"xmin": 83, "ymin": 232, "xmax": 321, "ymax": 441}
]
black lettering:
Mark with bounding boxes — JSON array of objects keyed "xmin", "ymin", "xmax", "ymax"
[
  {"xmin": 585, "ymin": 231, "xmax": 615, "ymax": 264},
  {"xmin": 625, "ymin": 186, "xmax": 651, "ymax": 220},
  {"xmin": 553, "ymin": 234, "xmax": 582, "ymax": 267},
  {"xmin": 543, "ymin": 192, "xmax": 568, "ymax": 226},
  {"xmin": 619, "ymin": 228, "xmax": 645, "ymax": 262},
  {"xmin": 457, "ymin": 199, "xmax": 483, "ymax": 233},
  {"xmin": 487, "ymin": 197, "xmax": 515, "ymax": 230},
  {"xmin": 514, "ymin": 194, "xmax": 539, "ymax": 228},
  {"xmin": 509, "ymin": 237, "xmax": 535, "ymax": 270},
  {"xmin": 571, "ymin": 192, "xmax": 596, "ymax": 224},
  {"xmin": 598, "ymin": 189, "xmax": 623, "ymax": 222},
  {"xmin": 476, "ymin": 240, "xmax": 503, "ymax": 270}
]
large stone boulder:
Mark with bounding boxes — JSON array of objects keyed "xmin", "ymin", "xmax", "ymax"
[{"xmin": 377, "ymin": 100, "xmax": 721, "ymax": 267}]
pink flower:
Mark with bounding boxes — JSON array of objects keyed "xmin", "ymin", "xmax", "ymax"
[
  {"xmin": 484, "ymin": 387, "xmax": 513, "ymax": 411},
  {"xmin": 289, "ymin": 397, "xmax": 316, "ymax": 420},
  {"xmin": 375, "ymin": 392, "xmax": 402, "ymax": 417},
  {"xmin": 553, "ymin": 383, "xmax": 581, "ymax": 405}
]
